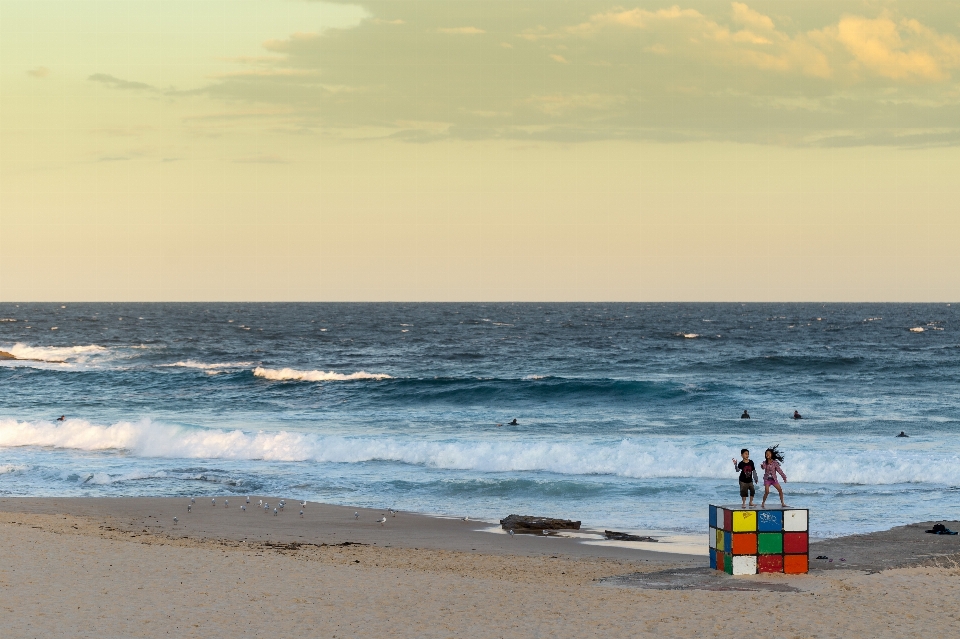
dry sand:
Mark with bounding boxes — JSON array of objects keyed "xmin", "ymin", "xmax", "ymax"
[{"xmin": 1, "ymin": 497, "xmax": 957, "ymax": 638}]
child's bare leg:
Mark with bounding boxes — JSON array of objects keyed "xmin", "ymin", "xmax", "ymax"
[
  {"xmin": 775, "ymin": 484, "xmax": 787, "ymax": 507},
  {"xmin": 748, "ymin": 487, "xmax": 755, "ymax": 507},
  {"xmin": 761, "ymin": 485, "xmax": 770, "ymax": 508}
]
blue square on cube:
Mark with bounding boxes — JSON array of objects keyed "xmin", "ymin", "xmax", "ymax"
[
  {"xmin": 723, "ymin": 531, "xmax": 732, "ymax": 552},
  {"xmin": 757, "ymin": 510, "xmax": 783, "ymax": 532},
  {"xmin": 709, "ymin": 505, "xmax": 717, "ymax": 528},
  {"xmin": 709, "ymin": 548, "xmax": 717, "ymax": 569}
]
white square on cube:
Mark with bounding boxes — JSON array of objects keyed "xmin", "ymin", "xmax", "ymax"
[
  {"xmin": 709, "ymin": 527, "xmax": 716, "ymax": 548},
  {"xmin": 713, "ymin": 505, "xmax": 722, "ymax": 525},
  {"xmin": 731, "ymin": 555, "xmax": 757, "ymax": 575},
  {"xmin": 783, "ymin": 509, "xmax": 807, "ymax": 531}
]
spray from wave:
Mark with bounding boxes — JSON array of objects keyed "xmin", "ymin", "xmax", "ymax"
[
  {"xmin": 1, "ymin": 418, "xmax": 955, "ymax": 485},
  {"xmin": 253, "ymin": 367, "xmax": 392, "ymax": 381}
]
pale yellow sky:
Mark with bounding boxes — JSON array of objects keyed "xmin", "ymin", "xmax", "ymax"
[{"xmin": 1, "ymin": 1, "xmax": 959, "ymax": 301}]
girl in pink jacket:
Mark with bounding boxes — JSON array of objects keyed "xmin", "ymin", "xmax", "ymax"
[{"xmin": 760, "ymin": 445, "xmax": 789, "ymax": 508}]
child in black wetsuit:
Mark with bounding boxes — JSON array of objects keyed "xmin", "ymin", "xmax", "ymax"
[{"xmin": 731, "ymin": 448, "xmax": 758, "ymax": 508}]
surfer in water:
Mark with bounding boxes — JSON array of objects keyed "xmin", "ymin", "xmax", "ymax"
[
  {"xmin": 741, "ymin": 410, "xmax": 750, "ymax": 419},
  {"xmin": 508, "ymin": 418, "xmax": 518, "ymax": 426},
  {"xmin": 56, "ymin": 415, "xmax": 65, "ymax": 422},
  {"xmin": 896, "ymin": 431, "xmax": 909, "ymax": 437},
  {"xmin": 793, "ymin": 410, "xmax": 802, "ymax": 420}
]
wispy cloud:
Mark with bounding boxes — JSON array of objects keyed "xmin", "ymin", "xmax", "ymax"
[
  {"xmin": 27, "ymin": 66, "xmax": 50, "ymax": 78},
  {"xmin": 438, "ymin": 26, "xmax": 485, "ymax": 35},
  {"xmin": 88, "ymin": 73, "xmax": 154, "ymax": 91}
]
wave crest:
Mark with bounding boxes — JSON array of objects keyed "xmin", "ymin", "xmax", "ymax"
[
  {"xmin": 1, "ymin": 418, "xmax": 957, "ymax": 485},
  {"xmin": 0, "ymin": 343, "xmax": 106, "ymax": 363},
  {"xmin": 253, "ymin": 367, "xmax": 392, "ymax": 382}
]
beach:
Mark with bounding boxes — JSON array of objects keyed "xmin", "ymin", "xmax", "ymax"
[{"xmin": 1, "ymin": 497, "xmax": 957, "ymax": 638}]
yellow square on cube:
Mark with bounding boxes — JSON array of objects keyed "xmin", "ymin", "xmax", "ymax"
[
  {"xmin": 732, "ymin": 510, "xmax": 757, "ymax": 532},
  {"xmin": 716, "ymin": 528, "xmax": 724, "ymax": 551}
]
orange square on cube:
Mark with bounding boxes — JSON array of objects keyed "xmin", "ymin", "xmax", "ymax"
[
  {"xmin": 784, "ymin": 554, "xmax": 808, "ymax": 574},
  {"xmin": 732, "ymin": 532, "xmax": 757, "ymax": 555}
]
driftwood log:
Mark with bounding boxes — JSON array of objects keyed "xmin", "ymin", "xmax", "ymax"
[
  {"xmin": 604, "ymin": 530, "xmax": 658, "ymax": 542},
  {"xmin": 500, "ymin": 514, "xmax": 581, "ymax": 534}
]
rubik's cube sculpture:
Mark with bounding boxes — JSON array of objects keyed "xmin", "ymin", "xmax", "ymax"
[{"xmin": 709, "ymin": 505, "xmax": 809, "ymax": 575}]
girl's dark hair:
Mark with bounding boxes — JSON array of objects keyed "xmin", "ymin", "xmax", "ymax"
[{"xmin": 765, "ymin": 445, "xmax": 785, "ymax": 462}]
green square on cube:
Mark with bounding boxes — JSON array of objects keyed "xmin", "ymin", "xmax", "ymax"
[{"xmin": 757, "ymin": 532, "xmax": 783, "ymax": 554}]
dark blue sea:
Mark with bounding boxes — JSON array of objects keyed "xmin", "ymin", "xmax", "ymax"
[{"xmin": 1, "ymin": 303, "xmax": 958, "ymax": 539}]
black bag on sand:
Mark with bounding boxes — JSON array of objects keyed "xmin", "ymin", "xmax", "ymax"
[{"xmin": 925, "ymin": 523, "xmax": 958, "ymax": 535}]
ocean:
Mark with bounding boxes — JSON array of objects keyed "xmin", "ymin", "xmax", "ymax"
[{"xmin": 1, "ymin": 303, "xmax": 957, "ymax": 538}]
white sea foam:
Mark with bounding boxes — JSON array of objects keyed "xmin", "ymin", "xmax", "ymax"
[
  {"xmin": 162, "ymin": 361, "xmax": 253, "ymax": 370},
  {"xmin": 0, "ymin": 464, "xmax": 27, "ymax": 475},
  {"xmin": 682, "ymin": 333, "xmax": 699, "ymax": 339},
  {"xmin": 0, "ymin": 343, "xmax": 107, "ymax": 363},
  {"xmin": 253, "ymin": 367, "xmax": 392, "ymax": 381},
  {"xmin": 1, "ymin": 418, "xmax": 957, "ymax": 486},
  {"xmin": 909, "ymin": 327, "xmax": 924, "ymax": 332}
]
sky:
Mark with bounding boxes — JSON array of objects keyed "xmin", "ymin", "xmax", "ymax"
[{"xmin": 1, "ymin": 0, "xmax": 959, "ymax": 301}]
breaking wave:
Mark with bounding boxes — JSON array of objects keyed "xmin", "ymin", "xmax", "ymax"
[
  {"xmin": 253, "ymin": 367, "xmax": 392, "ymax": 381},
  {"xmin": 162, "ymin": 361, "xmax": 253, "ymax": 370},
  {"xmin": 0, "ymin": 343, "xmax": 107, "ymax": 363},
  {"xmin": 1, "ymin": 418, "xmax": 956, "ymax": 485}
]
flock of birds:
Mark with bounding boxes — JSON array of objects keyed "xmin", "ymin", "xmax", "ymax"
[
  {"xmin": 172, "ymin": 500, "xmax": 523, "ymax": 537},
  {"xmin": 174, "ymin": 497, "xmax": 404, "ymax": 528}
]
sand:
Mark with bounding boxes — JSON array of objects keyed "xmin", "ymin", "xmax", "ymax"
[{"xmin": 1, "ymin": 497, "xmax": 957, "ymax": 638}]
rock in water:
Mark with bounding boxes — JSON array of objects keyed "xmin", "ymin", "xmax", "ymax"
[
  {"xmin": 499, "ymin": 514, "xmax": 581, "ymax": 533},
  {"xmin": 604, "ymin": 530, "xmax": 658, "ymax": 542}
]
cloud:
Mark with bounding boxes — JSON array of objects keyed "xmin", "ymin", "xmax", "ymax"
[
  {"xmin": 184, "ymin": 1, "xmax": 960, "ymax": 147},
  {"xmin": 88, "ymin": 73, "xmax": 154, "ymax": 91},
  {"xmin": 437, "ymin": 27, "xmax": 485, "ymax": 35},
  {"xmin": 27, "ymin": 66, "xmax": 50, "ymax": 78}
]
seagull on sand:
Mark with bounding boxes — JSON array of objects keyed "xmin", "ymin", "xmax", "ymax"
[
  {"xmin": 299, "ymin": 510, "xmax": 304, "ymax": 518},
  {"xmin": 508, "ymin": 529, "xmax": 514, "ymax": 538},
  {"xmin": 246, "ymin": 496, "xmax": 251, "ymax": 504},
  {"xmin": 377, "ymin": 516, "xmax": 387, "ymax": 525},
  {"xmin": 173, "ymin": 517, "xmax": 178, "ymax": 525},
  {"xmin": 273, "ymin": 508, "xmax": 278, "ymax": 516},
  {"xmin": 211, "ymin": 498, "xmax": 216, "ymax": 506},
  {"xmin": 258, "ymin": 499, "xmax": 263, "ymax": 507},
  {"xmin": 224, "ymin": 499, "xmax": 229, "ymax": 508},
  {"xmin": 241, "ymin": 505, "xmax": 246, "ymax": 512},
  {"xmin": 187, "ymin": 504, "xmax": 192, "ymax": 513},
  {"xmin": 389, "ymin": 508, "xmax": 397, "ymax": 517},
  {"xmin": 354, "ymin": 512, "xmax": 360, "ymax": 520},
  {"xmin": 300, "ymin": 501, "xmax": 307, "ymax": 509},
  {"xmin": 462, "ymin": 516, "xmax": 469, "ymax": 522},
  {"xmin": 191, "ymin": 497, "xmax": 196, "ymax": 504}
]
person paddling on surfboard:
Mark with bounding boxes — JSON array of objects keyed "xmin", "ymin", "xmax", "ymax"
[
  {"xmin": 508, "ymin": 418, "xmax": 518, "ymax": 426},
  {"xmin": 793, "ymin": 410, "xmax": 802, "ymax": 420}
]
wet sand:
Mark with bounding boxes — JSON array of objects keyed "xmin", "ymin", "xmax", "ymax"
[{"xmin": 1, "ymin": 497, "xmax": 957, "ymax": 638}]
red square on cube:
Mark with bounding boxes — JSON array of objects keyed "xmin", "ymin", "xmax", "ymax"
[
  {"xmin": 757, "ymin": 554, "xmax": 783, "ymax": 573},
  {"xmin": 723, "ymin": 509, "xmax": 732, "ymax": 531},
  {"xmin": 732, "ymin": 533, "xmax": 758, "ymax": 555},
  {"xmin": 784, "ymin": 554, "xmax": 808, "ymax": 574},
  {"xmin": 783, "ymin": 532, "xmax": 808, "ymax": 554}
]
